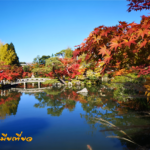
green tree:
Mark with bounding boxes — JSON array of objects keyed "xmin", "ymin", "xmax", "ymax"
[
  {"xmin": 33, "ymin": 55, "xmax": 40, "ymax": 64},
  {"xmin": 20, "ymin": 62, "xmax": 26, "ymax": 64},
  {"xmin": 45, "ymin": 57, "xmax": 66, "ymax": 83},
  {"xmin": 0, "ymin": 43, "xmax": 20, "ymax": 66},
  {"xmin": 39, "ymin": 55, "xmax": 50, "ymax": 65},
  {"xmin": 32, "ymin": 57, "xmax": 66, "ymax": 84},
  {"xmin": 55, "ymin": 47, "xmax": 73, "ymax": 58},
  {"xmin": 8, "ymin": 43, "xmax": 19, "ymax": 66},
  {"xmin": 23, "ymin": 65, "xmax": 30, "ymax": 72}
]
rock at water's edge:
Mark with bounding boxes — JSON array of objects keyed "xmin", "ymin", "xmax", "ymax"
[{"xmin": 77, "ymin": 88, "xmax": 88, "ymax": 93}]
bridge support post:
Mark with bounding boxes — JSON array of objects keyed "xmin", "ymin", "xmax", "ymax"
[
  {"xmin": 3, "ymin": 80, "xmax": 5, "ymax": 85},
  {"xmin": 38, "ymin": 82, "xmax": 40, "ymax": 88},
  {"xmin": 3, "ymin": 90, "xmax": 5, "ymax": 96},
  {"xmin": 24, "ymin": 82, "xmax": 26, "ymax": 89},
  {"xmin": 32, "ymin": 83, "xmax": 34, "ymax": 87}
]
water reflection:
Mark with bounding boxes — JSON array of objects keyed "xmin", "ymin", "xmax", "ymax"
[
  {"xmin": 32, "ymin": 85, "xmax": 150, "ymax": 148},
  {"xmin": 32, "ymin": 86, "xmax": 113, "ymax": 116},
  {"xmin": 0, "ymin": 90, "xmax": 22, "ymax": 119},
  {"xmin": 82, "ymin": 114, "xmax": 150, "ymax": 150},
  {"xmin": 0, "ymin": 84, "xmax": 150, "ymax": 149},
  {"xmin": 77, "ymin": 84, "xmax": 150, "ymax": 150}
]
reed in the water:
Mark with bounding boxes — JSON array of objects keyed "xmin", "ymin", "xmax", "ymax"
[{"xmin": 91, "ymin": 115, "xmax": 148, "ymax": 150}]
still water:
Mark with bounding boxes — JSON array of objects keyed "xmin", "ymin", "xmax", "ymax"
[{"xmin": 0, "ymin": 84, "xmax": 150, "ymax": 150}]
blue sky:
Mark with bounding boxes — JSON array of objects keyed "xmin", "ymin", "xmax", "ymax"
[{"xmin": 0, "ymin": 0, "xmax": 149, "ymax": 63}]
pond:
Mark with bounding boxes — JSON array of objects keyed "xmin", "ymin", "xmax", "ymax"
[{"xmin": 0, "ymin": 84, "xmax": 150, "ymax": 150}]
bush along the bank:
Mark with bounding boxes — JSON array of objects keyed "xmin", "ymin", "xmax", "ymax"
[
  {"xmin": 43, "ymin": 79, "xmax": 60, "ymax": 85},
  {"xmin": 71, "ymin": 79, "xmax": 80, "ymax": 86}
]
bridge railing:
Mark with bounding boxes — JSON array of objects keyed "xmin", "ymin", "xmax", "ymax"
[
  {"xmin": 16, "ymin": 78, "xmax": 51, "ymax": 82},
  {"xmin": 0, "ymin": 78, "xmax": 51, "ymax": 85},
  {"xmin": 0, "ymin": 80, "xmax": 11, "ymax": 85}
]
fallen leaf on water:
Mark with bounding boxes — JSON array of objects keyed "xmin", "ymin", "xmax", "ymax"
[{"xmin": 87, "ymin": 144, "xmax": 92, "ymax": 150}]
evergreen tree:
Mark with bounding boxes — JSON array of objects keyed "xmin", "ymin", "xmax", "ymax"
[
  {"xmin": 8, "ymin": 43, "xmax": 19, "ymax": 66},
  {"xmin": 33, "ymin": 55, "xmax": 51, "ymax": 65},
  {"xmin": 0, "ymin": 43, "xmax": 20, "ymax": 66},
  {"xmin": 20, "ymin": 62, "xmax": 26, "ymax": 64},
  {"xmin": 55, "ymin": 47, "xmax": 73, "ymax": 58},
  {"xmin": 39, "ymin": 55, "xmax": 50, "ymax": 65},
  {"xmin": 33, "ymin": 55, "xmax": 40, "ymax": 64},
  {"xmin": 45, "ymin": 57, "xmax": 64, "ymax": 70},
  {"xmin": 32, "ymin": 57, "xmax": 66, "ymax": 84}
]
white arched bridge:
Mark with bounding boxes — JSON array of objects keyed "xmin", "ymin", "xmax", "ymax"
[{"xmin": 0, "ymin": 78, "xmax": 51, "ymax": 89}]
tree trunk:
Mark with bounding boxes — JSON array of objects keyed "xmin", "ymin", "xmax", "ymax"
[
  {"xmin": 83, "ymin": 68, "xmax": 87, "ymax": 76},
  {"xmin": 53, "ymin": 66, "xmax": 66, "ymax": 84}
]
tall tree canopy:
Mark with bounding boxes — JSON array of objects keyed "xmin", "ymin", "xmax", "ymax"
[
  {"xmin": 55, "ymin": 47, "xmax": 73, "ymax": 58},
  {"xmin": 32, "ymin": 57, "xmax": 65, "ymax": 82},
  {"xmin": 33, "ymin": 55, "xmax": 40, "ymax": 64},
  {"xmin": 0, "ymin": 43, "xmax": 19, "ymax": 66},
  {"xmin": 20, "ymin": 62, "xmax": 26, "ymax": 64},
  {"xmin": 45, "ymin": 57, "xmax": 65, "ymax": 71},
  {"xmin": 39, "ymin": 55, "xmax": 50, "ymax": 65},
  {"xmin": 33, "ymin": 55, "xmax": 51, "ymax": 66}
]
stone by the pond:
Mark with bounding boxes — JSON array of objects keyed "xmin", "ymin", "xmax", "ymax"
[
  {"xmin": 68, "ymin": 82, "xmax": 72, "ymax": 88},
  {"xmin": 101, "ymin": 85, "xmax": 108, "ymax": 89},
  {"xmin": 57, "ymin": 83, "xmax": 62, "ymax": 86},
  {"xmin": 52, "ymin": 83, "xmax": 57, "ymax": 86},
  {"xmin": 79, "ymin": 92, "xmax": 88, "ymax": 96},
  {"xmin": 76, "ymin": 82, "xmax": 81, "ymax": 86},
  {"xmin": 68, "ymin": 82, "xmax": 72, "ymax": 86},
  {"xmin": 77, "ymin": 88, "xmax": 88, "ymax": 93}
]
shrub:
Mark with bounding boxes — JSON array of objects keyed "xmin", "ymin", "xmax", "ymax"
[{"xmin": 43, "ymin": 79, "xmax": 59, "ymax": 85}]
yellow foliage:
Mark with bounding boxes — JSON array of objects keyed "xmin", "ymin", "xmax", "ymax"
[
  {"xmin": 0, "ymin": 44, "xmax": 18, "ymax": 65},
  {"xmin": 94, "ymin": 61, "xmax": 104, "ymax": 76},
  {"xmin": 78, "ymin": 68, "xmax": 86, "ymax": 75},
  {"xmin": 78, "ymin": 75, "xmax": 85, "ymax": 80},
  {"xmin": 86, "ymin": 69, "xmax": 95, "ymax": 77},
  {"xmin": 143, "ymin": 79, "xmax": 150, "ymax": 102},
  {"xmin": 148, "ymin": 93, "xmax": 150, "ymax": 97}
]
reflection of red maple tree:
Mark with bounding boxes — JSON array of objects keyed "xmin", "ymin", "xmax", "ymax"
[
  {"xmin": 45, "ymin": 89, "xmax": 88, "ymax": 104},
  {"xmin": 0, "ymin": 90, "xmax": 22, "ymax": 105}
]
